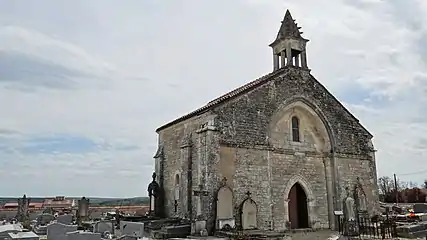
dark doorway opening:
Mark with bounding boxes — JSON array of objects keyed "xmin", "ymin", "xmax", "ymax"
[{"xmin": 288, "ymin": 183, "xmax": 309, "ymax": 229}]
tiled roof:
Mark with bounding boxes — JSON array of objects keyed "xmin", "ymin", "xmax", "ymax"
[
  {"xmin": 30, "ymin": 203, "xmax": 43, "ymax": 208},
  {"xmin": 156, "ymin": 66, "xmax": 372, "ymax": 138},
  {"xmin": 156, "ymin": 68, "xmax": 287, "ymax": 132},
  {"xmin": 3, "ymin": 203, "xmax": 18, "ymax": 207},
  {"xmin": 3, "ymin": 202, "xmax": 43, "ymax": 208},
  {"xmin": 43, "ymin": 198, "xmax": 72, "ymax": 206}
]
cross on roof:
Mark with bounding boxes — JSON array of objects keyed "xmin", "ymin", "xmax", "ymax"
[{"xmin": 245, "ymin": 191, "xmax": 252, "ymax": 198}]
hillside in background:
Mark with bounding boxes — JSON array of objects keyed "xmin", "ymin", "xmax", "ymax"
[
  {"xmin": 0, "ymin": 197, "xmax": 149, "ymax": 206},
  {"xmin": 95, "ymin": 197, "xmax": 149, "ymax": 206}
]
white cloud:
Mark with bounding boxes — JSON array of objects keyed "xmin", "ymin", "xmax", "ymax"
[
  {"xmin": 0, "ymin": 26, "xmax": 115, "ymax": 79},
  {"xmin": 0, "ymin": 0, "xmax": 426, "ymax": 197}
]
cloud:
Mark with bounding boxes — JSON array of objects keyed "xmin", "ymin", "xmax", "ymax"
[
  {"xmin": 0, "ymin": 128, "xmax": 20, "ymax": 135},
  {"xmin": 21, "ymin": 134, "xmax": 102, "ymax": 154},
  {"xmin": 0, "ymin": 132, "xmax": 141, "ymax": 155},
  {"xmin": 0, "ymin": 50, "xmax": 83, "ymax": 90},
  {"xmin": 0, "ymin": 26, "xmax": 118, "ymax": 91},
  {"xmin": 0, "ymin": 0, "xmax": 426, "ymax": 197}
]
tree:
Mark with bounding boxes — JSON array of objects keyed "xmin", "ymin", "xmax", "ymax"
[
  {"xmin": 378, "ymin": 175, "xmax": 427, "ymax": 203},
  {"xmin": 378, "ymin": 176, "xmax": 394, "ymax": 202},
  {"xmin": 378, "ymin": 176, "xmax": 394, "ymax": 194}
]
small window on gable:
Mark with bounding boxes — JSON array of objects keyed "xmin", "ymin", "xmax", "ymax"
[{"xmin": 291, "ymin": 116, "xmax": 300, "ymax": 142}]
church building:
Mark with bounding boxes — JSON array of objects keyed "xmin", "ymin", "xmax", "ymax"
[{"xmin": 152, "ymin": 10, "xmax": 379, "ymax": 233}]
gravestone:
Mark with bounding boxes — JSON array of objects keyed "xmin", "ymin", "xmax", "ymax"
[
  {"xmin": 67, "ymin": 231, "xmax": 102, "ymax": 240},
  {"xmin": 396, "ymin": 222, "xmax": 427, "ymax": 238},
  {"xmin": 413, "ymin": 203, "xmax": 427, "ymax": 213},
  {"xmin": 241, "ymin": 191, "xmax": 257, "ymax": 230},
  {"xmin": 216, "ymin": 177, "xmax": 235, "ymax": 230},
  {"xmin": 120, "ymin": 221, "xmax": 145, "ymax": 238},
  {"xmin": 57, "ymin": 214, "xmax": 73, "ymax": 225},
  {"xmin": 47, "ymin": 222, "xmax": 78, "ymax": 240},
  {"xmin": 116, "ymin": 236, "xmax": 138, "ymax": 240},
  {"xmin": 37, "ymin": 213, "xmax": 55, "ymax": 226},
  {"xmin": 93, "ymin": 221, "xmax": 113, "ymax": 234}
]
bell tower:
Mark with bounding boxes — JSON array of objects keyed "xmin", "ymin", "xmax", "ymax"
[{"xmin": 269, "ymin": 10, "xmax": 309, "ymax": 71}]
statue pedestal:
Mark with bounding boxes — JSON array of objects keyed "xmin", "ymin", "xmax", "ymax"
[{"xmin": 343, "ymin": 219, "xmax": 359, "ymax": 237}]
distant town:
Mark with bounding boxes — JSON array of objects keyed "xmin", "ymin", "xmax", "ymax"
[
  {"xmin": 0, "ymin": 195, "xmax": 156, "ymax": 240},
  {"xmin": 0, "ymin": 195, "xmax": 149, "ymax": 219}
]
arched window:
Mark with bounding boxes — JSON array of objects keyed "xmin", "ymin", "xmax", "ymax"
[
  {"xmin": 174, "ymin": 174, "xmax": 180, "ymax": 200},
  {"xmin": 291, "ymin": 116, "xmax": 300, "ymax": 142},
  {"xmin": 174, "ymin": 174, "xmax": 180, "ymax": 213}
]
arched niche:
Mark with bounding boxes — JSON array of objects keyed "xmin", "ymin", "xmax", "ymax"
[
  {"xmin": 353, "ymin": 177, "xmax": 367, "ymax": 213},
  {"xmin": 216, "ymin": 184, "xmax": 235, "ymax": 229},
  {"xmin": 239, "ymin": 192, "xmax": 258, "ymax": 230},
  {"xmin": 283, "ymin": 174, "xmax": 315, "ymax": 229},
  {"xmin": 268, "ymin": 98, "xmax": 333, "ymax": 153}
]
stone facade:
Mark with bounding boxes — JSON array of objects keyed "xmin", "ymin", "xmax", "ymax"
[{"xmin": 153, "ymin": 10, "xmax": 379, "ymax": 233}]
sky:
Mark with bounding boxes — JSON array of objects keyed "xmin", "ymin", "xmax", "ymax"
[{"xmin": 0, "ymin": 0, "xmax": 426, "ymax": 197}]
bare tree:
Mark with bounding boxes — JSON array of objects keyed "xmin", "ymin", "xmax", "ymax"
[
  {"xmin": 378, "ymin": 176, "xmax": 393, "ymax": 195},
  {"xmin": 398, "ymin": 180, "xmax": 409, "ymax": 190},
  {"xmin": 408, "ymin": 181, "xmax": 419, "ymax": 188}
]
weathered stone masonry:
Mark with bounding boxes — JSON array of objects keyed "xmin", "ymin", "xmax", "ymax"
[{"xmin": 153, "ymin": 9, "xmax": 379, "ymax": 233}]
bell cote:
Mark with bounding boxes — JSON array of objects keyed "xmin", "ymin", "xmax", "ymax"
[{"xmin": 269, "ymin": 10, "xmax": 309, "ymax": 71}]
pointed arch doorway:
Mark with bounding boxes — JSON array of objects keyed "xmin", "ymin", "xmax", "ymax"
[{"xmin": 288, "ymin": 183, "xmax": 309, "ymax": 229}]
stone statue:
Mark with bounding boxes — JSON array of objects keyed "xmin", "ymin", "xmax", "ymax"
[
  {"xmin": 343, "ymin": 186, "xmax": 359, "ymax": 237},
  {"xmin": 354, "ymin": 178, "xmax": 368, "ymax": 214},
  {"xmin": 147, "ymin": 172, "xmax": 160, "ymax": 217},
  {"xmin": 344, "ymin": 188, "xmax": 356, "ymax": 221}
]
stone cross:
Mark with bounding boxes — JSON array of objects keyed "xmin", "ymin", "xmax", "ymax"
[
  {"xmin": 17, "ymin": 194, "xmax": 30, "ymax": 224},
  {"xmin": 152, "ymin": 172, "xmax": 157, "ymax": 183},
  {"xmin": 245, "ymin": 191, "xmax": 252, "ymax": 198},
  {"xmin": 193, "ymin": 184, "xmax": 209, "ymax": 197},
  {"xmin": 193, "ymin": 184, "xmax": 209, "ymax": 216}
]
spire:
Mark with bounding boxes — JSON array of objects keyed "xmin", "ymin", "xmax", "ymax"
[
  {"xmin": 270, "ymin": 9, "xmax": 309, "ymax": 71},
  {"xmin": 277, "ymin": 10, "xmax": 304, "ymax": 40}
]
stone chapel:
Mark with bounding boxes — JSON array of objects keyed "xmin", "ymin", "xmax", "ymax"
[{"xmin": 152, "ymin": 10, "xmax": 379, "ymax": 233}]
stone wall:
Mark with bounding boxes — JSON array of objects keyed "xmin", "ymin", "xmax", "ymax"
[
  {"xmin": 217, "ymin": 145, "xmax": 330, "ymax": 230},
  {"xmin": 156, "ymin": 112, "xmax": 214, "ymax": 218},
  {"xmin": 156, "ymin": 66, "xmax": 378, "ymax": 231},
  {"xmin": 213, "ymin": 67, "xmax": 372, "ymax": 155},
  {"xmin": 209, "ymin": 67, "xmax": 378, "ymax": 229},
  {"xmin": 336, "ymin": 155, "xmax": 379, "ymax": 212}
]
